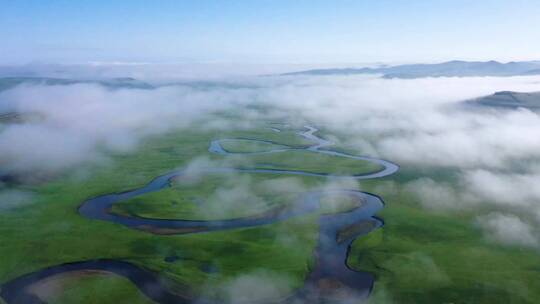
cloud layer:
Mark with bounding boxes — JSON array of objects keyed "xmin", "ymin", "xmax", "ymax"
[
  {"xmin": 476, "ymin": 212, "xmax": 539, "ymax": 248},
  {"xmin": 2, "ymin": 71, "xmax": 540, "ymax": 249},
  {"xmin": 0, "ymin": 83, "xmax": 249, "ymax": 175}
]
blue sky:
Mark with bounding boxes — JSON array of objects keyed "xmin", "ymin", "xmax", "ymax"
[{"xmin": 1, "ymin": 0, "xmax": 540, "ymax": 64}]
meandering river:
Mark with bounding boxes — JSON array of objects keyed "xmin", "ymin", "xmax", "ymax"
[{"xmin": 0, "ymin": 125, "xmax": 398, "ymax": 304}]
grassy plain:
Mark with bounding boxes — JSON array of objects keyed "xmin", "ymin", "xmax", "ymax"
[
  {"xmin": 219, "ymin": 139, "xmax": 290, "ymax": 153},
  {"xmin": 1, "ymin": 115, "xmax": 539, "ymax": 304},
  {"xmin": 0, "ymin": 120, "xmax": 376, "ymax": 303},
  {"xmin": 35, "ymin": 274, "xmax": 154, "ymax": 304},
  {"xmin": 348, "ymin": 170, "xmax": 540, "ymax": 304},
  {"xmin": 112, "ymin": 173, "xmax": 303, "ymax": 220},
  {"xmin": 221, "ymin": 149, "xmax": 383, "ymax": 175}
]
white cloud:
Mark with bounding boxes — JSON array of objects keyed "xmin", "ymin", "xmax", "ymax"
[
  {"xmin": 0, "ymin": 189, "xmax": 35, "ymax": 211},
  {"xmin": 403, "ymin": 178, "xmax": 460, "ymax": 210},
  {"xmin": 0, "ymin": 83, "xmax": 247, "ymax": 175},
  {"xmin": 476, "ymin": 212, "xmax": 538, "ymax": 248},
  {"xmin": 218, "ymin": 270, "xmax": 294, "ymax": 303},
  {"xmin": 464, "ymin": 169, "xmax": 540, "ymax": 207},
  {"xmin": 3, "ymin": 74, "xmax": 540, "ymax": 176},
  {"xmin": 2, "ymin": 73, "xmax": 540, "ymax": 230}
]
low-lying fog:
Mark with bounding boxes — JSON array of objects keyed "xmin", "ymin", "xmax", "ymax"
[{"xmin": 2, "ymin": 68, "xmax": 540, "ymax": 250}]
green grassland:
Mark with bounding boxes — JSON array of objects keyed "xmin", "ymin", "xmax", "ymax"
[
  {"xmin": 0, "ymin": 120, "xmax": 373, "ymax": 303},
  {"xmin": 215, "ymin": 125, "xmax": 313, "ymax": 148},
  {"xmin": 1, "ymin": 116, "xmax": 539, "ymax": 303},
  {"xmin": 219, "ymin": 149, "xmax": 383, "ymax": 175},
  {"xmin": 219, "ymin": 139, "xmax": 290, "ymax": 153},
  {"xmin": 36, "ymin": 274, "xmax": 154, "ymax": 304},
  {"xmin": 112, "ymin": 173, "xmax": 303, "ymax": 220},
  {"xmin": 348, "ymin": 171, "xmax": 540, "ymax": 304}
]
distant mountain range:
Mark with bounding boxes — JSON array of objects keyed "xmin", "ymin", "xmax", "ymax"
[
  {"xmin": 282, "ymin": 60, "xmax": 540, "ymax": 78},
  {"xmin": 467, "ymin": 91, "xmax": 540, "ymax": 110},
  {"xmin": 0, "ymin": 77, "xmax": 154, "ymax": 92}
]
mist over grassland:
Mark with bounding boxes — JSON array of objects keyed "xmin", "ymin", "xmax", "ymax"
[
  {"xmin": 1, "ymin": 66, "xmax": 540, "ymax": 302},
  {"xmin": 2, "ymin": 71, "xmax": 540, "ymax": 241}
]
